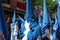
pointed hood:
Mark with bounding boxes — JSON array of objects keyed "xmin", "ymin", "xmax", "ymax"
[
  {"xmin": 12, "ymin": 11, "xmax": 16, "ymax": 25},
  {"xmin": 42, "ymin": 0, "xmax": 50, "ymax": 28},
  {"xmin": 41, "ymin": 0, "xmax": 50, "ymax": 35},
  {"xmin": 53, "ymin": 14, "xmax": 58, "ymax": 31},
  {"xmin": 58, "ymin": 3, "xmax": 60, "ymax": 27},
  {"xmin": 0, "ymin": 0, "xmax": 8, "ymax": 39},
  {"xmin": 26, "ymin": 0, "xmax": 35, "ymax": 22},
  {"xmin": 18, "ymin": 15, "xmax": 24, "ymax": 24},
  {"xmin": 52, "ymin": 14, "xmax": 58, "ymax": 40}
]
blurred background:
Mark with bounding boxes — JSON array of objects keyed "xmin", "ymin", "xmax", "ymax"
[
  {"xmin": 2, "ymin": 0, "xmax": 58, "ymax": 19},
  {"xmin": 1, "ymin": 0, "xmax": 59, "ymax": 40}
]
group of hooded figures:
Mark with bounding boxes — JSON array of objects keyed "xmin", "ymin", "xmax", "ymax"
[
  {"xmin": 18, "ymin": 0, "xmax": 60, "ymax": 40},
  {"xmin": 0, "ymin": 0, "xmax": 60, "ymax": 40}
]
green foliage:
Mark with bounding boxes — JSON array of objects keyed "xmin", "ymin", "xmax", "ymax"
[{"xmin": 33, "ymin": 0, "xmax": 58, "ymax": 14}]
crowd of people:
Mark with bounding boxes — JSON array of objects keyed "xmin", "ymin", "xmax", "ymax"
[{"xmin": 0, "ymin": 0, "xmax": 60, "ymax": 40}]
